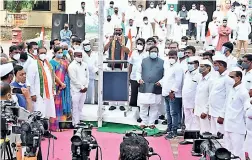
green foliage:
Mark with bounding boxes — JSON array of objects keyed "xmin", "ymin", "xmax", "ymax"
[{"xmin": 5, "ymin": 0, "xmax": 36, "ymax": 12}]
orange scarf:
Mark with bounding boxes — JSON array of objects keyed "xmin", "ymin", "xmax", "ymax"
[{"xmin": 111, "ymin": 36, "xmax": 125, "ymax": 69}]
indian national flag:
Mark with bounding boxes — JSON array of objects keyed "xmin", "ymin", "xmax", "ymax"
[
  {"xmin": 128, "ymin": 29, "xmax": 133, "ymax": 57},
  {"xmin": 38, "ymin": 26, "xmax": 45, "ymax": 47}
]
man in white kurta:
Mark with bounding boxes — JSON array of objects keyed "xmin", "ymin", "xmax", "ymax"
[
  {"xmin": 208, "ymin": 16, "xmax": 220, "ymax": 47},
  {"xmin": 244, "ymin": 96, "xmax": 252, "ymax": 159},
  {"xmin": 194, "ymin": 60, "xmax": 213, "ymax": 134},
  {"xmin": 221, "ymin": 42, "xmax": 237, "ymax": 71},
  {"xmin": 182, "ymin": 56, "xmax": 201, "ymax": 132},
  {"xmin": 227, "ymin": 6, "xmax": 238, "ymax": 43},
  {"xmin": 27, "ymin": 47, "xmax": 56, "ymax": 118},
  {"xmin": 196, "ymin": 5, "xmax": 208, "ymax": 43},
  {"xmin": 136, "ymin": 46, "xmax": 164, "ymax": 129},
  {"xmin": 68, "ymin": 50, "xmax": 89, "ymax": 125},
  {"xmin": 140, "ymin": 17, "xmax": 153, "ymax": 41},
  {"xmin": 209, "ymin": 54, "xmax": 233, "ymax": 136},
  {"xmin": 224, "ymin": 70, "xmax": 248, "ymax": 160}
]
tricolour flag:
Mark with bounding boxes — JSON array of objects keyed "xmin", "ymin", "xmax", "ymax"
[
  {"xmin": 128, "ymin": 29, "xmax": 133, "ymax": 57},
  {"xmin": 37, "ymin": 26, "xmax": 45, "ymax": 47}
]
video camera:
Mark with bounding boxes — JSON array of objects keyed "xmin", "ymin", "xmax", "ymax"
[
  {"xmin": 123, "ymin": 130, "xmax": 161, "ymax": 160},
  {"xmin": 1, "ymin": 100, "xmax": 19, "ymax": 138},
  {"xmin": 59, "ymin": 121, "xmax": 100, "ymax": 160}
]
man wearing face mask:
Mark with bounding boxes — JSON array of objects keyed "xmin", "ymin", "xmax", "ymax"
[
  {"xmin": 154, "ymin": 2, "xmax": 167, "ymax": 37},
  {"xmin": 125, "ymin": 19, "xmax": 137, "ymax": 42},
  {"xmin": 139, "ymin": 17, "xmax": 153, "ymax": 41},
  {"xmin": 180, "ymin": 56, "xmax": 201, "ymax": 144},
  {"xmin": 107, "ymin": 1, "xmax": 114, "ymax": 17},
  {"xmin": 223, "ymin": 69, "xmax": 248, "ymax": 160},
  {"xmin": 77, "ymin": 2, "xmax": 86, "ymax": 15},
  {"xmin": 162, "ymin": 50, "xmax": 184, "ymax": 139},
  {"xmin": 221, "ymin": 42, "xmax": 237, "ymax": 70},
  {"xmin": 188, "ymin": 4, "xmax": 199, "ymax": 40},
  {"xmin": 128, "ymin": 38, "xmax": 147, "ymax": 107},
  {"xmin": 242, "ymin": 54, "xmax": 252, "ymax": 91},
  {"xmin": 196, "ymin": 5, "xmax": 208, "ymax": 44},
  {"xmin": 136, "ymin": 46, "xmax": 164, "ymax": 129},
  {"xmin": 166, "ymin": 5, "xmax": 177, "ymax": 40},
  {"xmin": 27, "ymin": 47, "xmax": 56, "ymax": 118},
  {"xmin": 125, "ymin": 0, "xmax": 137, "ymax": 24},
  {"xmin": 145, "ymin": 37, "xmax": 156, "ymax": 52},
  {"xmin": 111, "ymin": 7, "xmax": 123, "ymax": 26},
  {"xmin": 227, "ymin": 5, "xmax": 238, "ymax": 44},
  {"xmin": 68, "ymin": 49, "xmax": 89, "ymax": 125},
  {"xmin": 236, "ymin": 14, "xmax": 251, "ymax": 57},
  {"xmin": 239, "ymin": 4, "xmax": 249, "ymax": 22},
  {"xmin": 194, "ymin": 60, "xmax": 212, "ymax": 136},
  {"xmin": 145, "ymin": 1, "xmax": 157, "ymax": 35},
  {"xmin": 213, "ymin": 4, "xmax": 224, "ymax": 22},
  {"xmin": 178, "ymin": 5, "xmax": 189, "ymax": 37},
  {"xmin": 27, "ymin": 41, "xmax": 38, "ymax": 60},
  {"xmin": 181, "ymin": 45, "xmax": 196, "ymax": 73},
  {"xmin": 60, "ymin": 23, "xmax": 72, "ymax": 46},
  {"xmin": 9, "ymin": 45, "xmax": 20, "ymax": 65},
  {"xmin": 104, "ymin": 15, "xmax": 114, "ymax": 41},
  {"xmin": 135, "ymin": 4, "xmax": 144, "ymax": 35},
  {"xmin": 208, "ymin": 16, "xmax": 220, "ymax": 47},
  {"xmin": 209, "ymin": 54, "xmax": 233, "ymax": 137},
  {"xmin": 82, "ymin": 40, "xmax": 98, "ymax": 104},
  {"xmin": 216, "ymin": 18, "xmax": 231, "ymax": 51}
]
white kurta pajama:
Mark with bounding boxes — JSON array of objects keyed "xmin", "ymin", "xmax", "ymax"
[
  {"xmin": 27, "ymin": 60, "xmax": 56, "ymax": 118},
  {"xmin": 208, "ymin": 21, "xmax": 219, "ymax": 47},
  {"xmin": 209, "ymin": 70, "xmax": 233, "ymax": 135},
  {"xmin": 194, "ymin": 73, "xmax": 213, "ymax": 134},
  {"xmin": 224, "ymin": 84, "xmax": 249, "ymax": 160},
  {"xmin": 68, "ymin": 60, "xmax": 89, "ymax": 125},
  {"xmin": 244, "ymin": 101, "xmax": 252, "ymax": 159},
  {"xmin": 182, "ymin": 69, "xmax": 201, "ymax": 131}
]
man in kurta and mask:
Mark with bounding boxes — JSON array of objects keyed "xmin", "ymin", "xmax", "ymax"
[
  {"xmin": 136, "ymin": 46, "xmax": 164, "ymax": 129},
  {"xmin": 27, "ymin": 47, "xmax": 56, "ymax": 118},
  {"xmin": 104, "ymin": 24, "xmax": 130, "ymax": 111}
]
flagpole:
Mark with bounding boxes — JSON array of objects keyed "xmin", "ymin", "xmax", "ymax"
[{"xmin": 97, "ymin": 0, "xmax": 104, "ymax": 127}]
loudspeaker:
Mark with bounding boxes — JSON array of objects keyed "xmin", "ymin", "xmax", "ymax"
[
  {"xmin": 69, "ymin": 14, "xmax": 85, "ymax": 40},
  {"xmin": 51, "ymin": 13, "xmax": 68, "ymax": 40}
]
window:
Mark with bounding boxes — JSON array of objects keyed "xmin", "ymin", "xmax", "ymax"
[
  {"xmin": 32, "ymin": 0, "xmax": 50, "ymax": 11},
  {"xmin": 58, "ymin": 0, "xmax": 65, "ymax": 11}
]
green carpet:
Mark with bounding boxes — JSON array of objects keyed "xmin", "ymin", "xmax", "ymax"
[{"xmin": 81, "ymin": 121, "xmax": 164, "ymax": 136}]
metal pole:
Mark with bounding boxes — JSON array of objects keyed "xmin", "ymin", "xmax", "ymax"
[{"xmin": 97, "ymin": 0, "xmax": 104, "ymax": 127}]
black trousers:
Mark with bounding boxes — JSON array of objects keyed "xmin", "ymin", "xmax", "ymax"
[
  {"xmin": 129, "ymin": 80, "xmax": 139, "ymax": 107},
  {"xmin": 189, "ymin": 22, "xmax": 196, "ymax": 38}
]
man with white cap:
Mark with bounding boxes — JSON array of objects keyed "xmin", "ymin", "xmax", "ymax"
[
  {"xmin": 223, "ymin": 68, "xmax": 248, "ymax": 160},
  {"xmin": 68, "ymin": 49, "xmax": 89, "ymax": 125},
  {"xmin": 209, "ymin": 54, "xmax": 233, "ymax": 137},
  {"xmin": 0, "ymin": 62, "xmax": 14, "ymax": 84},
  {"xmin": 194, "ymin": 59, "xmax": 213, "ymax": 134},
  {"xmin": 82, "ymin": 40, "xmax": 98, "ymax": 104},
  {"xmin": 27, "ymin": 47, "xmax": 56, "ymax": 118},
  {"xmin": 180, "ymin": 56, "xmax": 201, "ymax": 145},
  {"xmin": 104, "ymin": 23, "xmax": 130, "ymax": 111},
  {"xmin": 221, "ymin": 42, "xmax": 237, "ymax": 71}
]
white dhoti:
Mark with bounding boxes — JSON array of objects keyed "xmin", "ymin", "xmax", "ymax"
[
  {"xmin": 195, "ymin": 116, "xmax": 210, "ymax": 134},
  {"xmin": 138, "ymin": 92, "xmax": 161, "ymax": 126},
  {"xmin": 184, "ymin": 108, "xmax": 199, "ymax": 130},
  {"xmin": 33, "ymin": 95, "xmax": 55, "ymax": 118},
  {"xmin": 181, "ymin": 24, "xmax": 188, "ymax": 36},
  {"xmin": 210, "ymin": 116, "xmax": 224, "ymax": 136},
  {"xmin": 158, "ymin": 97, "xmax": 166, "ymax": 116},
  {"xmin": 224, "ymin": 131, "xmax": 245, "ymax": 160},
  {"xmin": 244, "ymin": 118, "xmax": 252, "ymax": 158},
  {"xmin": 71, "ymin": 91, "xmax": 86, "ymax": 125}
]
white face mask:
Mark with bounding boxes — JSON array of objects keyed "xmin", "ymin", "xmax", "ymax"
[
  {"xmin": 136, "ymin": 45, "xmax": 143, "ymax": 51},
  {"xmin": 13, "ymin": 54, "xmax": 20, "ymax": 61},
  {"xmin": 75, "ymin": 57, "xmax": 82, "ymax": 62},
  {"xmin": 177, "ymin": 51, "xmax": 185, "ymax": 58},
  {"xmin": 170, "ymin": 8, "xmax": 174, "ymax": 11},
  {"xmin": 182, "ymin": 8, "xmax": 186, "ymax": 11},
  {"xmin": 200, "ymin": 7, "xmax": 204, "ymax": 11},
  {"xmin": 39, "ymin": 54, "xmax": 46, "ymax": 61},
  {"xmin": 216, "ymin": 7, "xmax": 220, "ymax": 11},
  {"xmin": 144, "ymin": 20, "xmax": 148, "ymax": 24},
  {"xmin": 188, "ymin": 64, "xmax": 195, "ymax": 71},
  {"xmin": 168, "ymin": 58, "xmax": 176, "ymax": 65},
  {"xmin": 150, "ymin": 4, "xmax": 154, "ymax": 8},
  {"xmin": 192, "ymin": 6, "xmax": 196, "ymax": 10},
  {"xmin": 18, "ymin": 82, "xmax": 25, "ymax": 86},
  {"xmin": 181, "ymin": 42, "xmax": 187, "ymax": 45},
  {"xmin": 33, "ymin": 50, "xmax": 38, "ymax": 56},
  {"xmin": 84, "ymin": 45, "xmax": 91, "ymax": 52},
  {"xmin": 138, "ymin": 8, "xmax": 142, "ymax": 12}
]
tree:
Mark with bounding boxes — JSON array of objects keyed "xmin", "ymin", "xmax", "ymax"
[{"xmin": 5, "ymin": 0, "xmax": 37, "ymax": 12}]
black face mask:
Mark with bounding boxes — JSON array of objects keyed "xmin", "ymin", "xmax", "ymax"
[
  {"xmin": 82, "ymin": 5, "xmax": 85, "ymax": 9},
  {"xmin": 64, "ymin": 27, "xmax": 68, "ymax": 30},
  {"xmin": 115, "ymin": 32, "xmax": 122, "ymax": 36},
  {"xmin": 129, "ymin": 24, "xmax": 133, "ymax": 26},
  {"xmin": 107, "ymin": 18, "xmax": 111, "ymax": 22},
  {"xmin": 115, "ymin": 10, "xmax": 118, "ymax": 14}
]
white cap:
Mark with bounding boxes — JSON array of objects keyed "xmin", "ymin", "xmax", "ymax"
[
  {"xmin": 230, "ymin": 67, "xmax": 243, "ymax": 72},
  {"xmin": 60, "ymin": 42, "xmax": 68, "ymax": 47},
  {"xmin": 213, "ymin": 54, "xmax": 227, "ymax": 63},
  {"xmin": 200, "ymin": 59, "xmax": 212, "ymax": 66},
  {"xmin": 82, "ymin": 39, "xmax": 90, "ymax": 45},
  {"xmin": 0, "ymin": 63, "xmax": 13, "ymax": 78},
  {"xmin": 114, "ymin": 23, "xmax": 122, "ymax": 29},
  {"xmin": 198, "ymin": 50, "xmax": 205, "ymax": 54},
  {"xmin": 188, "ymin": 56, "xmax": 200, "ymax": 63},
  {"xmin": 205, "ymin": 46, "xmax": 215, "ymax": 51},
  {"xmin": 73, "ymin": 49, "xmax": 83, "ymax": 53}
]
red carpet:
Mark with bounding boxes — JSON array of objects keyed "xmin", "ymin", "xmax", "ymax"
[
  {"xmin": 41, "ymin": 129, "xmax": 174, "ymax": 160},
  {"xmin": 177, "ymin": 145, "xmax": 200, "ymax": 160}
]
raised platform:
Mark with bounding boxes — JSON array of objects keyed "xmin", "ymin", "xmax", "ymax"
[{"xmin": 80, "ymin": 104, "xmax": 167, "ymax": 131}]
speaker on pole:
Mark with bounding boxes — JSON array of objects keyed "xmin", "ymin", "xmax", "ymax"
[
  {"xmin": 51, "ymin": 13, "xmax": 68, "ymax": 40},
  {"xmin": 69, "ymin": 14, "xmax": 86, "ymax": 40}
]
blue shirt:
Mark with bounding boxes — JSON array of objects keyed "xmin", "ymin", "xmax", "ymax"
[
  {"xmin": 11, "ymin": 82, "xmax": 27, "ymax": 109},
  {"xmin": 60, "ymin": 29, "xmax": 72, "ymax": 45}
]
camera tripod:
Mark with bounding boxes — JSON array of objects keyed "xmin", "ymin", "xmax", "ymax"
[{"xmin": 1, "ymin": 131, "xmax": 14, "ymax": 160}]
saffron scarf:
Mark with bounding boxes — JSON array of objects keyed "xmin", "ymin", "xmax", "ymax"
[
  {"xmin": 37, "ymin": 60, "xmax": 55, "ymax": 99},
  {"xmin": 111, "ymin": 35, "xmax": 125, "ymax": 69}
]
